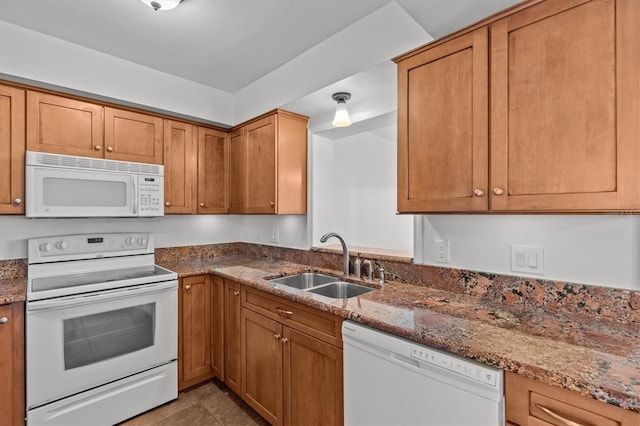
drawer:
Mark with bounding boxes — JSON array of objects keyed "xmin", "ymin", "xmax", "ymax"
[
  {"xmin": 242, "ymin": 286, "xmax": 342, "ymax": 347},
  {"xmin": 505, "ymin": 372, "xmax": 640, "ymax": 426}
]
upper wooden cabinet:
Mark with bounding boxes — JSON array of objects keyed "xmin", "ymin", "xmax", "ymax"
[
  {"xmin": 396, "ymin": 0, "xmax": 640, "ymax": 213},
  {"xmin": 26, "ymin": 91, "xmax": 163, "ymax": 164},
  {"xmin": 197, "ymin": 127, "xmax": 229, "ymax": 214},
  {"xmin": 229, "ymin": 110, "xmax": 308, "ymax": 214},
  {"xmin": 164, "ymin": 120, "xmax": 196, "ymax": 214},
  {"xmin": 397, "ymin": 28, "xmax": 488, "ymax": 212},
  {"xmin": 26, "ymin": 91, "xmax": 103, "ymax": 158},
  {"xmin": 0, "ymin": 85, "xmax": 25, "ymax": 214},
  {"xmin": 104, "ymin": 107, "xmax": 163, "ymax": 164}
]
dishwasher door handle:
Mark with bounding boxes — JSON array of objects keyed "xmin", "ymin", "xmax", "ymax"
[{"xmin": 390, "ymin": 353, "xmax": 420, "ymax": 369}]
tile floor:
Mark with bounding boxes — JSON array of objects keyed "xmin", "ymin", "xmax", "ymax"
[{"xmin": 121, "ymin": 379, "xmax": 269, "ymax": 426}]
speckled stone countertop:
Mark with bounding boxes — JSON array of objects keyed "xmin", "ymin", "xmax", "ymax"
[
  {"xmin": 0, "ymin": 259, "xmax": 27, "ymax": 305},
  {"xmin": 160, "ymin": 255, "xmax": 640, "ymax": 413}
]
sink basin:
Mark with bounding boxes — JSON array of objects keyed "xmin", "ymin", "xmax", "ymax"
[
  {"xmin": 269, "ymin": 272, "xmax": 338, "ymax": 290},
  {"xmin": 307, "ymin": 282, "xmax": 374, "ymax": 299}
]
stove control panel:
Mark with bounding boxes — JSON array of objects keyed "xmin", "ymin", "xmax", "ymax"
[{"xmin": 29, "ymin": 233, "xmax": 154, "ymax": 262}]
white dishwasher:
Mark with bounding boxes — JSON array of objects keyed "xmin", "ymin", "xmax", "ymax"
[{"xmin": 342, "ymin": 321, "xmax": 504, "ymax": 426}]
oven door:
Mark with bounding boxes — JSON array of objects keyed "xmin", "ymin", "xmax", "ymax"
[
  {"xmin": 26, "ymin": 165, "xmax": 137, "ymax": 217},
  {"xmin": 26, "ymin": 280, "xmax": 177, "ymax": 409}
]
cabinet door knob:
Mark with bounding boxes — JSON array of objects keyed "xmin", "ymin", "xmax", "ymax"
[
  {"xmin": 106, "ymin": 146, "xmax": 114, "ymax": 153},
  {"xmin": 269, "ymin": 201, "xmax": 275, "ymax": 207},
  {"xmin": 94, "ymin": 145, "xmax": 101, "ymax": 151},
  {"xmin": 0, "ymin": 317, "xmax": 8, "ymax": 324},
  {"xmin": 274, "ymin": 333, "xmax": 281, "ymax": 340},
  {"xmin": 165, "ymin": 202, "xmax": 170, "ymax": 207},
  {"xmin": 13, "ymin": 198, "xmax": 22, "ymax": 205},
  {"xmin": 281, "ymin": 337, "xmax": 289, "ymax": 344},
  {"xmin": 185, "ymin": 285, "xmax": 191, "ymax": 290},
  {"xmin": 473, "ymin": 189, "xmax": 484, "ymax": 197},
  {"xmin": 199, "ymin": 202, "xmax": 205, "ymax": 207},
  {"xmin": 493, "ymin": 187, "xmax": 504, "ymax": 196},
  {"xmin": 233, "ymin": 290, "xmax": 240, "ymax": 296}
]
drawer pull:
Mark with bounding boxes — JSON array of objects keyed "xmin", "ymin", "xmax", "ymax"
[
  {"xmin": 276, "ymin": 307, "xmax": 293, "ymax": 317},
  {"xmin": 233, "ymin": 290, "xmax": 240, "ymax": 296},
  {"xmin": 274, "ymin": 333, "xmax": 281, "ymax": 340},
  {"xmin": 535, "ymin": 404, "xmax": 585, "ymax": 426},
  {"xmin": 0, "ymin": 317, "xmax": 8, "ymax": 324}
]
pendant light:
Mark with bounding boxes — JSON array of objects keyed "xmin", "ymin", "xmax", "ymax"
[
  {"xmin": 141, "ymin": 0, "xmax": 183, "ymax": 11},
  {"xmin": 332, "ymin": 92, "xmax": 352, "ymax": 127}
]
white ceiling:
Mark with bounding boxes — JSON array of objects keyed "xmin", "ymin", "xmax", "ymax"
[{"xmin": 0, "ymin": 0, "xmax": 521, "ymax": 130}]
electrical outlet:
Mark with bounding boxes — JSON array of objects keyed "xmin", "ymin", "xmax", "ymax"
[
  {"xmin": 510, "ymin": 245, "xmax": 544, "ymax": 274},
  {"xmin": 257, "ymin": 228, "xmax": 263, "ymax": 241},
  {"xmin": 434, "ymin": 240, "xmax": 450, "ymax": 263},
  {"xmin": 270, "ymin": 228, "xmax": 280, "ymax": 243}
]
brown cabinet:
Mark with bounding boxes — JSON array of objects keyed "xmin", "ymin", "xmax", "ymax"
[
  {"xmin": 0, "ymin": 302, "xmax": 25, "ymax": 426},
  {"xmin": 26, "ymin": 91, "xmax": 163, "ymax": 164},
  {"xmin": 241, "ymin": 287, "xmax": 343, "ymax": 426},
  {"xmin": 178, "ymin": 275, "xmax": 224, "ymax": 390},
  {"xmin": 223, "ymin": 279, "xmax": 242, "ymax": 394},
  {"xmin": 197, "ymin": 127, "xmax": 229, "ymax": 214},
  {"xmin": 229, "ymin": 110, "xmax": 308, "ymax": 214},
  {"xmin": 164, "ymin": 120, "xmax": 196, "ymax": 214},
  {"xmin": 505, "ymin": 371, "xmax": 640, "ymax": 425},
  {"xmin": 396, "ymin": 0, "xmax": 640, "ymax": 213},
  {"xmin": 0, "ymin": 85, "xmax": 25, "ymax": 214}
]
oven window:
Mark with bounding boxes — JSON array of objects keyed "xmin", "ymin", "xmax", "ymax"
[{"xmin": 63, "ymin": 303, "xmax": 155, "ymax": 370}]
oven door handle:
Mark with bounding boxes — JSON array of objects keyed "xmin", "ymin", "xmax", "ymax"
[{"xmin": 27, "ymin": 281, "xmax": 177, "ymax": 311}]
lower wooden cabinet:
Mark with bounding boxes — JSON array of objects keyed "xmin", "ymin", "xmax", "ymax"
[
  {"xmin": 241, "ymin": 287, "xmax": 343, "ymax": 426},
  {"xmin": 178, "ymin": 275, "xmax": 223, "ymax": 390},
  {"xmin": 223, "ymin": 279, "xmax": 242, "ymax": 394},
  {"xmin": 0, "ymin": 302, "xmax": 25, "ymax": 426},
  {"xmin": 505, "ymin": 371, "xmax": 640, "ymax": 425}
]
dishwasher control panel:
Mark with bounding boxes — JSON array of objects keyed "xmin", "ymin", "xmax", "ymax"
[{"xmin": 410, "ymin": 345, "xmax": 499, "ymax": 388}]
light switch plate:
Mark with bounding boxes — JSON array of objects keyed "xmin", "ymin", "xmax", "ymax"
[
  {"xmin": 270, "ymin": 228, "xmax": 280, "ymax": 243},
  {"xmin": 511, "ymin": 245, "xmax": 544, "ymax": 274}
]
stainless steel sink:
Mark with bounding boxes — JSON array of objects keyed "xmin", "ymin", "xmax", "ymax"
[
  {"xmin": 306, "ymin": 282, "xmax": 374, "ymax": 299},
  {"xmin": 269, "ymin": 272, "xmax": 338, "ymax": 290}
]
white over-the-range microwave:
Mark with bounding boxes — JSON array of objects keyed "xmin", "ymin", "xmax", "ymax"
[{"xmin": 25, "ymin": 151, "xmax": 164, "ymax": 218}]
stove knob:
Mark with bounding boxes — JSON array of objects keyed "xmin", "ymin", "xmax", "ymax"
[
  {"xmin": 137, "ymin": 237, "xmax": 148, "ymax": 246},
  {"xmin": 125, "ymin": 237, "xmax": 136, "ymax": 245},
  {"xmin": 55, "ymin": 240, "xmax": 69, "ymax": 250},
  {"xmin": 39, "ymin": 242, "xmax": 53, "ymax": 252}
]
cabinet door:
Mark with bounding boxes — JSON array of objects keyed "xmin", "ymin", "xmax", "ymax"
[
  {"xmin": 210, "ymin": 276, "xmax": 224, "ymax": 380},
  {"xmin": 26, "ymin": 91, "xmax": 103, "ymax": 158},
  {"xmin": 245, "ymin": 115, "xmax": 277, "ymax": 214},
  {"xmin": 397, "ymin": 27, "xmax": 488, "ymax": 212},
  {"xmin": 197, "ymin": 127, "xmax": 229, "ymax": 214},
  {"xmin": 490, "ymin": 0, "xmax": 640, "ymax": 211},
  {"xmin": 283, "ymin": 327, "xmax": 343, "ymax": 426},
  {"xmin": 164, "ymin": 120, "xmax": 196, "ymax": 214},
  {"xmin": 0, "ymin": 303, "xmax": 25, "ymax": 426},
  {"xmin": 228, "ymin": 128, "xmax": 246, "ymax": 213},
  {"xmin": 104, "ymin": 107, "xmax": 163, "ymax": 164},
  {"xmin": 180, "ymin": 275, "xmax": 212, "ymax": 389},
  {"xmin": 0, "ymin": 85, "xmax": 25, "ymax": 214},
  {"xmin": 276, "ymin": 113, "xmax": 308, "ymax": 214},
  {"xmin": 224, "ymin": 280, "xmax": 242, "ymax": 394},
  {"xmin": 241, "ymin": 308, "xmax": 283, "ymax": 426}
]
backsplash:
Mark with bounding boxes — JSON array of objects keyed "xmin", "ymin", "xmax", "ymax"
[
  {"xmin": 0, "ymin": 259, "xmax": 26, "ymax": 280},
  {"xmin": 157, "ymin": 242, "xmax": 640, "ymax": 326}
]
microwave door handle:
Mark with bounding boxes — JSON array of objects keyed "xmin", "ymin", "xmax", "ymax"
[
  {"xmin": 132, "ymin": 176, "xmax": 138, "ymax": 215},
  {"xmin": 27, "ymin": 281, "xmax": 177, "ymax": 311}
]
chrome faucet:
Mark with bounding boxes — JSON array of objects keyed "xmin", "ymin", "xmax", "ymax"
[{"xmin": 320, "ymin": 232, "xmax": 349, "ymax": 276}]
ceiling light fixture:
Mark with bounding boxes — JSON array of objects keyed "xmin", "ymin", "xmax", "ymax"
[
  {"xmin": 331, "ymin": 92, "xmax": 352, "ymax": 127},
  {"xmin": 140, "ymin": 0, "xmax": 183, "ymax": 11}
]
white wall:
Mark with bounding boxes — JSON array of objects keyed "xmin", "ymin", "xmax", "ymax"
[
  {"xmin": 0, "ymin": 215, "xmax": 242, "ymax": 260},
  {"xmin": 311, "ymin": 129, "xmax": 413, "ymax": 253},
  {"xmin": 238, "ymin": 215, "xmax": 310, "ymax": 250},
  {"xmin": 417, "ymin": 215, "xmax": 640, "ymax": 290},
  {"xmin": 0, "ymin": 21, "xmax": 233, "ymax": 125}
]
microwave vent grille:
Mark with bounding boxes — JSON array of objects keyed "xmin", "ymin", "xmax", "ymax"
[{"xmin": 32, "ymin": 152, "xmax": 161, "ymax": 175}]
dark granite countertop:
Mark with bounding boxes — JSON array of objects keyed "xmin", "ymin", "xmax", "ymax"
[{"xmin": 160, "ymin": 255, "xmax": 640, "ymax": 412}]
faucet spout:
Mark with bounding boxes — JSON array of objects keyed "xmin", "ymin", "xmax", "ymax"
[{"xmin": 320, "ymin": 232, "xmax": 349, "ymax": 276}]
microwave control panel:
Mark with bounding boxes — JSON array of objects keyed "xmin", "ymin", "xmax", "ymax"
[{"xmin": 139, "ymin": 176, "xmax": 164, "ymax": 216}]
